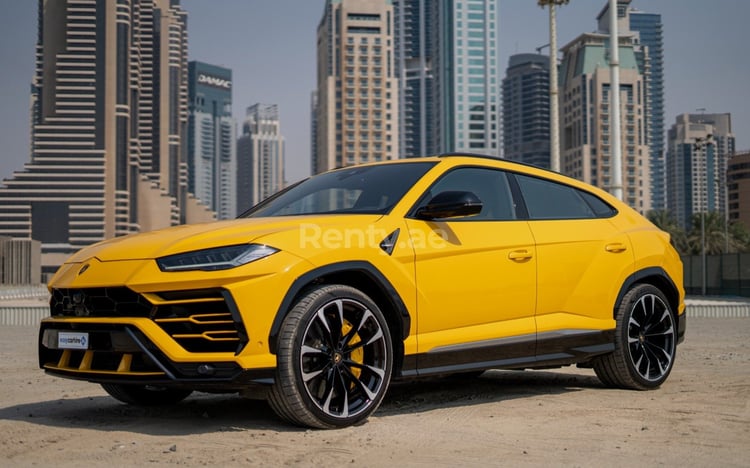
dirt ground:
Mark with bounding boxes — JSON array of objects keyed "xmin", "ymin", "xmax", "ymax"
[{"xmin": 1, "ymin": 318, "xmax": 748, "ymax": 467}]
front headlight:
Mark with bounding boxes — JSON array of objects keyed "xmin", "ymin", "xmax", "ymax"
[{"xmin": 156, "ymin": 244, "xmax": 279, "ymax": 272}]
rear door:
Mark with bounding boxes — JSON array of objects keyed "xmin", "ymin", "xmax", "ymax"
[{"xmin": 513, "ymin": 173, "xmax": 635, "ymax": 357}]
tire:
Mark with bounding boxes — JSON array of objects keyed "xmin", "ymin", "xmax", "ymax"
[
  {"xmin": 269, "ymin": 284, "xmax": 393, "ymax": 429},
  {"xmin": 101, "ymin": 383, "xmax": 192, "ymax": 406},
  {"xmin": 593, "ymin": 284, "xmax": 677, "ymax": 390}
]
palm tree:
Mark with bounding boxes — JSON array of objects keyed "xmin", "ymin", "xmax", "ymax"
[
  {"xmin": 647, "ymin": 210, "xmax": 689, "ymax": 254},
  {"xmin": 686, "ymin": 211, "xmax": 738, "ymax": 255}
]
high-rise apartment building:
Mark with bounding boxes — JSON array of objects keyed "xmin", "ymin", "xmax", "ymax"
[
  {"xmin": 628, "ymin": 3, "xmax": 665, "ymax": 210},
  {"xmin": 314, "ymin": 0, "xmax": 399, "ymax": 173},
  {"xmin": 393, "ymin": 0, "xmax": 498, "ymax": 158},
  {"xmin": 236, "ymin": 104, "xmax": 285, "ymax": 213},
  {"xmin": 728, "ymin": 150, "xmax": 750, "ymax": 232},
  {"xmin": 666, "ymin": 113, "xmax": 735, "ymax": 229},
  {"xmin": 558, "ymin": 2, "xmax": 651, "ymax": 213},
  {"xmin": 188, "ymin": 61, "xmax": 236, "ymax": 219},
  {"xmin": 501, "ymin": 53, "xmax": 550, "ymax": 168},
  {"xmin": 0, "ymin": 0, "xmax": 212, "ymax": 275}
]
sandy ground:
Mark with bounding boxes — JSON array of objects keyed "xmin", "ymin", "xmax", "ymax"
[{"xmin": 1, "ymin": 318, "xmax": 748, "ymax": 467}]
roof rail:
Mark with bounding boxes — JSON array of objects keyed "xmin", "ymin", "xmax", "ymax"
[{"xmin": 437, "ymin": 152, "xmax": 553, "ymax": 173}]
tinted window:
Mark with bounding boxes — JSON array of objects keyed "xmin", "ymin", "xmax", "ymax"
[
  {"xmin": 243, "ymin": 162, "xmax": 435, "ymax": 217},
  {"xmin": 579, "ymin": 190, "xmax": 617, "ymax": 217},
  {"xmin": 414, "ymin": 167, "xmax": 516, "ymax": 221},
  {"xmin": 516, "ymin": 174, "xmax": 611, "ymax": 220}
]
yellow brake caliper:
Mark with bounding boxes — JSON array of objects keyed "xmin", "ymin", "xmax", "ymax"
[{"xmin": 342, "ymin": 320, "xmax": 363, "ymax": 381}]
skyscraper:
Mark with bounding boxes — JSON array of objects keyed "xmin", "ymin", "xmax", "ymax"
[
  {"xmin": 310, "ymin": 91, "xmax": 319, "ymax": 175},
  {"xmin": 188, "ymin": 61, "xmax": 236, "ymax": 219},
  {"xmin": 0, "ymin": 0, "xmax": 212, "ymax": 276},
  {"xmin": 314, "ymin": 0, "xmax": 399, "ymax": 173},
  {"xmin": 236, "ymin": 104, "xmax": 285, "ymax": 213},
  {"xmin": 394, "ymin": 0, "xmax": 435, "ymax": 157},
  {"xmin": 393, "ymin": 0, "xmax": 498, "ymax": 158},
  {"xmin": 558, "ymin": 2, "xmax": 651, "ymax": 213},
  {"xmin": 433, "ymin": 0, "xmax": 499, "ymax": 155},
  {"xmin": 629, "ymin": 4, "xmax": 665, "ymax": 211},
  {"xmin": 502, "ymin": 53, "xmax": 550, "ymax": 168},
  {"xmin": 666, "ymin": 113, "xmax": 735, "ymax": 229}
]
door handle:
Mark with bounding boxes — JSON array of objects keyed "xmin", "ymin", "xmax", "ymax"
[
  {"xmin": 605, "ymin": 243, "xmax": 627, "ymax": 253},
  {"xmin": 508, "ymin": 250, "xmax": 533, "ymax": 261}
]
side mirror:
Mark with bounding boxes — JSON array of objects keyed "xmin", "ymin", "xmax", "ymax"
[{"xmin": 415, "ymin": 191, "xmax": 483, "ymax": 220}]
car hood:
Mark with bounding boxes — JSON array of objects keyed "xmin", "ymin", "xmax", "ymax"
[{"xmin": 65, "ymin": 215, "xmax": 383, "ymax": 263}]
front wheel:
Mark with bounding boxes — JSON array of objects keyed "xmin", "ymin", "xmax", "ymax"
[
  {"xmin": 269, "ymin": 285, "xmax": 393, "ymax": 429},
  {"xmin": 101, "ymin": 383, "xmax": 192, "ymax": 405},
  {"xmin": 593, "ymin": 284, "xmax": 677, "ymax": 389}
]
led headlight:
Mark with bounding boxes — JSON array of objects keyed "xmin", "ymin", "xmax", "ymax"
[{"xmin": 156, "ymin": 244, "xmax": 278, "ymax": 272}]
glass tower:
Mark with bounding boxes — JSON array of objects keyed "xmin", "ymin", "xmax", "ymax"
[
  {"xmin": 188, "ymin": 61, "xmax": 236, "ymax": 219},
  {"xmin": 629, "ymin": 7, "xmax": 665, "ymax": 211},
  {"xmin": 394, "ymin": 0, "xmax": 434, "ymax": 157},
  {"xmin": 502, "ymin": 54, "xmax": 550, "ymax": 168},
  {"xmin": 394, "ymin": 0, "xmax": 498, "ymax": 157}
]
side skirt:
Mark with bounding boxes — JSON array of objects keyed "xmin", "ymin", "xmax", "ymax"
[{"xmin": 400, "ymin": 329, "xmax": 615, "ymax": 378}]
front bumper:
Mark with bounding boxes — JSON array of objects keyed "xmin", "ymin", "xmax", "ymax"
[
  {"xmin": 39, "ymin": 321, "xmax": 274, "ymax": 388},
  {"xmin": 38, "ymin": 282, "xmax": 285, "ymax": 388}
]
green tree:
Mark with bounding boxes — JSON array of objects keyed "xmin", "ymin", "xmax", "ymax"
[
  {"xmin": 646, "ymin": 210, "xmax": 689, "ymax": 254},
  {"xmin": 685, "ymin": 212, "xmax": 750, "ymax": 255}
]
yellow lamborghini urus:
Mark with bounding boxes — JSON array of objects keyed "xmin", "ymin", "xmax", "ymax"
[{"xmin": 39, "ymin": 154, "xmax": 685, "ymax": 428}]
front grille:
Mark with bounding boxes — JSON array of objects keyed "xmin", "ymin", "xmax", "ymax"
[
  {"xmin": 51, "ymin": 287, "xmax": 152, "ymax": 317},
  {"xmin": 49, "ymin": 287, "xmax": 248, "ymax": 354}
]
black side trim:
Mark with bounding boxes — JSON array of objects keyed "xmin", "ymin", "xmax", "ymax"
[
  {"xmin": 268, "ymin": 261, "xmax": 411, "ymax": 353},
  {"xmin": 400, "ymin": 329, "xmax": 614, "ymax": 377}
]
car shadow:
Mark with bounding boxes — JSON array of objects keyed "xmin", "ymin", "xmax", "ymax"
[
  {"xmin": 0, "ymin": 369, "xmax": 602, "ymax": 434},
  {"xmin": 381, "ymin": 369, "xmax": 602, "ymax": 416}
]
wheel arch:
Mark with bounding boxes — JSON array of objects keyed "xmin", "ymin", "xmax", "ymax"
[
  {"xmin": 268, "ymin": 261, "xmax": 410, "ymax": 371},
  {"xmin": 614, "ymin": 267, "xmax": 680, "ymax": 319}
]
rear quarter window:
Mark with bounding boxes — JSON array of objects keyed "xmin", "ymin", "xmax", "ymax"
[{"xmin": 515, "ymin": 173, "xmax": 615, "ymax": 220}]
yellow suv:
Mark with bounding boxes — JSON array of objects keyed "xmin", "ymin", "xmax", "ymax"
[{"xmin": 39, "ymin": 154, "xmax": 685, "ymax": 428}]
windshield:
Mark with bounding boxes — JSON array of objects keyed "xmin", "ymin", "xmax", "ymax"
[{"xmin": 242, "ymin": 162, "xmax": 436, "ymax": 218}]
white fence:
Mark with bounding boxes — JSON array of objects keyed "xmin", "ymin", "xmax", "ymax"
[
  {"xmin": 0, "ymin": 286, "xmax": 748, "ymax": 326},
  {"xmin": 0, "ymin": 285, "xmax": 50, "ymax": 326}
]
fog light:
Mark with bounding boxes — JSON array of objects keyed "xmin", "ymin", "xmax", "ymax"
[{"xmin": 197, "ymin": 364, "xmax": 215, "ymax": 376}]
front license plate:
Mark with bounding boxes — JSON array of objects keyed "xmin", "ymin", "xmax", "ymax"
[{"xmin": 58, "ymin": 332, "xmax": 89, "ymax": 350}]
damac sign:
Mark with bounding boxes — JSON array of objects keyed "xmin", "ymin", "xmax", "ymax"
[{"xmin": 198, "ymin": 73, "xmax": 232, "ymax": 89}]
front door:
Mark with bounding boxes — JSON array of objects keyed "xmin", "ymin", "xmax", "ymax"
[{"xmin": 406, "ymin": 167, "xmax": 538, "ymax": 373}]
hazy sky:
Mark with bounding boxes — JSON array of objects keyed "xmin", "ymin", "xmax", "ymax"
[{"xmin": 0, "ymin": 0, "xmax": 748, "ymax": 186}]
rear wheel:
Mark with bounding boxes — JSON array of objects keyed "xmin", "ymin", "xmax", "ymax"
[
  {"xmin": 269, "ymin": 285, "xmax": 393, "ymax": 429},
  {"xmin": 594, "ymin": 284, "xmax": 676, "ymax": 389},
  {"xmin": 101, "ymin": 384, "xmax": 192, "ymax": 406}
]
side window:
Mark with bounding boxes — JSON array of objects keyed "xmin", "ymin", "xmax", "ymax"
[
  {"xmin": 515, "ymin": 174, "xmax": 613, "ymax": 220},
  {"xmin": 415, "ymin": 167, "xmax": 516, "ymax": 221},
  {"xmin": 579, "ymin": 190, "xmax": 617, "ymax": 217}
]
